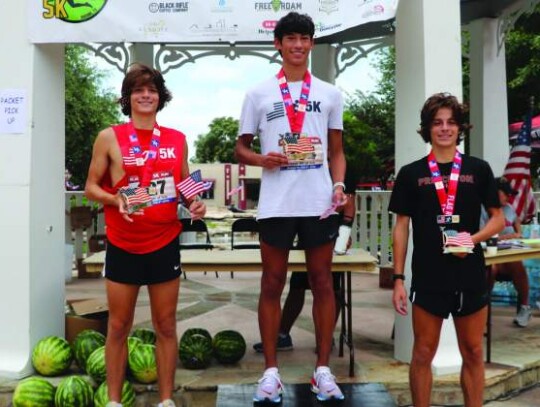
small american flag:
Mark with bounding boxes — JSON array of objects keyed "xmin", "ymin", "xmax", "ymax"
[
  {"xmin": 503, "ymin": 102, "xmax": 537, "ymax": 223},
  {"xmin": 119, "ymin": 187, "xmax": 153, "ymax": 214},
  {"xmin": 443, "ymin": 230, "xmax": 474, "ymax": 249},
  {"xmin": 177, "ymin": 170, "xmax": 213, "ymax": 201}
]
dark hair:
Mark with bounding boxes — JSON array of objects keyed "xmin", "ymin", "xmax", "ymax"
[
  {"xmin": 118, "ymin": 63, "xmax": 172, "ymax": 116},
  {"xmin": 274, "ymin": 12, "xmax": 315, "ymax": 41},
  {"xmin": 417, "ymin": 92, "xmax": 471, "ymax": 145}
]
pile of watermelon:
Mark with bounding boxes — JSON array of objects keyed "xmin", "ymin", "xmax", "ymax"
[{"xmin": 178, "ymin": 328, "xmax": 246, "ymax": 369}]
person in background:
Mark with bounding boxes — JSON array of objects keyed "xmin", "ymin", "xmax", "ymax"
[
  {"xmin": 252, "ymin": 179, "xmax": 356, "ymax": 353},
  {"xmin": 481, "ymin": 176, "xmax": 533, "ymax": 327},
  {"xmin": 85, "ymin": 63, "xmax": 206, "ymax": 407},
  {"xmin": 390, "ymin": 93, "xmax": 504, "ymax": 407},
  {"xmin": 235, "ymin": 12, "xmax": 347, "ymax": 403}
]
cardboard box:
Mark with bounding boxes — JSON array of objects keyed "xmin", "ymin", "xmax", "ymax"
[{"xmin": 65, "ymin": 299, "xmax": 108, "ymax": 343}]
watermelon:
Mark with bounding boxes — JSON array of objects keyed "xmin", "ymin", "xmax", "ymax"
[
  {"xmin": 128, "ymin": 343, "xmax": 158, "ymax": 383},
  {"xmin": 181, "ymin": 328, "xmax": 212, "ymax": 343},
  {"xmin": 72, "ymin": 329, "xmax": 105, "ymax": 372},
  {"xmin": 179, "ymin": 333, "xmax": 213, "ymax": 369},
  {"xmin": 212, "ymin": 330, "xmax": 246, "ymax": 364},
  {"xmin": 54, "ymin": 376, "xmax": 93, "ymax": 407},
  {"xmin": 130, "ymin": 327, "xmax": 156, "ymax": 345},
  {"xmin": 12, "ymin": 377, "xmax": 55, "ymax": 407},
  {"xmin": 32, "ymin": 336, "xmax": 73, "ymax": 376},
  {"xmin": 94, "ymin": 380, "xmax": 135, "ymax": 407},
  {"xmin": 127, "ymin": 337, "xmax": 143, "ymax": 354},
  {"xmin": 86, "ymin": 346, "xmax": 106, "ymax": 384}
]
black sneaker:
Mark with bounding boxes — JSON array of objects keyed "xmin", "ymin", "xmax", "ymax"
[{"xmin": 253, "ymin": 334, "xmax": 293, "ymax": 353}]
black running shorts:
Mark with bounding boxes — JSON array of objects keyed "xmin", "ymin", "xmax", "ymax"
[
  {"xmin": 410, "ymin": 290, "xmax": 489, "ymax": 319},
  {"xmin": 104, "ymin": 235, "xmax": 181, "ymax": 285},
  {"xmin": 258, "ymin": 216, "xmax": 340, "ymax": 250}
]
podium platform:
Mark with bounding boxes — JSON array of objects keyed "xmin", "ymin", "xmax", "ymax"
[{"xmin": 216, "ymin": 383, "xmax": 397, "ymax": 406}]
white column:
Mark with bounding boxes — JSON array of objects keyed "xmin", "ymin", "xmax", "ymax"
[
  {"xmin": 468, "ymin": 18, "xmax": 510, "ymax": 175},
  {"xmin": 311, "ymin": 44, "xmax": 337, "ymax": 84},
  {"xmin": 394, "ymin": 0, "xmax": 463, "ymax": 375},
  {"xmin": 0, "ymin": 4, "xmax": 65, "ymax": 378}
]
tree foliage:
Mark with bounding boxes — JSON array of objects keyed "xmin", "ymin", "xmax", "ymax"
[
  {"xmin": 65, "ymin": 45, "xmax": 120, "ymax": 187},
  {"xmin": 192, "ymin": 116, "xmax": 260, "ymax": 163},
  {"xmin": 505, "ymin": 4, "xmax": 540, "ymax": 121}
]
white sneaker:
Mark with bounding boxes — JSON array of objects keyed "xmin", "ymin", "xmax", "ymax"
[
  {"xmin": 158, "ymin": 399, "xmax": 176, "ymax": 407},
  {"xmin": 105, "ymin": 403, "xmax": 122, "ymax": 407},
  {"xmin": 310, "ymin": 366, "xmax": 345, "ymax": 401},
  {"xmin": 253, "ymin": 367, "xmax": 283, "ymax": 403},
  {"xmin": 514, "ymin": 305, "xmax": 532, "ymax": 327}
]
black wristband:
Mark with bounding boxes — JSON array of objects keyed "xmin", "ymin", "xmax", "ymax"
[{"xmin": 392, "ymin": 274, "xmax": 405, "ymax": 281}]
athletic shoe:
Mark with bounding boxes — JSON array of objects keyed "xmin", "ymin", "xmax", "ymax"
[
  {"xmin": 253, "ymin": 367, "xmax": 283, "ymax": 403},
  {"xmin": 253, "ymin": 333, "xmax": 293, "ymax": 353},
  {"xmin": 310, "ymin": 366, "xmax": 345, "ymax": 401},
  {"xmin": 158, "ymin": 399, "xmax": 176, "ymax": 407},
  {"xmin": 105, "ymin": 403, "xmax": 122, "ymax": 407},
  {"xmin": 514, "ymin": 305, "xmax": 532, "ymax": 327}
]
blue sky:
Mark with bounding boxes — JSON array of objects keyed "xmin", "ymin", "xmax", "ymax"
[{"xmin": 96, "ymin": 52, "xmax": 381, "ymax": 159}]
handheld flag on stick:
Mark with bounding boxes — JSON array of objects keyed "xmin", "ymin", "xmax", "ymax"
[
  {"xmin": 177, "ymin": 170, "xmax": 213, "ymax": 202},
  {"xmin": 503, "ymin": 98, "xmax": 537, "ymax": 223}
]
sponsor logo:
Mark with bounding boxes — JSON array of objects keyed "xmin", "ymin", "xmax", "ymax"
[
  {"xmin": 254, "ymin": 1, "xmax": 303, "ymax": 12},
  {"xmin": 258, "ymin": 19, "xmax": 277, "ymax": 36},
  {"xmin": 189, "ymin": 19, "xmax": 239, "ymax": 37},
  {"xmin": 42, "ymin": 0, "xmax": 107, "ymax": 23},
  {"xmin": 149, "ymin": 2, "xmax": 189, "ymax": 13},
  {"xmin": 212, "ymin": 0, "xmax": 233, "ymax": 12},
  {"xmin": 315, "ymin": 21, "xmax": 342, "ymax": 33},
  {"xmin": 139, "ymin": 20, "xmax": 169, "ymax": 39},
  {"xmin": 361, "ymin": 4, "xmax": 385, "ymax": 18},
  {"xmin": 319, "ymin": 0, "xmax": 339, "ymax": 14}
]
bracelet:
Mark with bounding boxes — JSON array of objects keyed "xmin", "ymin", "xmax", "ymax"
[
  {"xmin": 333, "ymin": 181, "xmax": 346, "ymax": 192},
  {"xmin": 392, "ymin": 274, "xmax": 405, "ymax": 281}
]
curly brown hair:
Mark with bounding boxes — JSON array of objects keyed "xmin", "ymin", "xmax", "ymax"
[
  {"xmin": 417, "ymin": 93, "xmax": 471, "ymax": 145},
  {"xmin": 118, "ymin": 63, "xmax": 172, "ymax": 117}
]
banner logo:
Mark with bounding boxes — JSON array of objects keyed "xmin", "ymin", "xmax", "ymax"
[{"xmin": 42, "ymin": 0, "xmax": 107, "ymax": 23}]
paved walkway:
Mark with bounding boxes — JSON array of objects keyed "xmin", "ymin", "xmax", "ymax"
[
  {"xmin": 3, "ymin": 271, "xmax": 540, "ymax": 406},
  {"xmin": 61, "ymin": 270, "xmax": 540, "ymax": 406}
]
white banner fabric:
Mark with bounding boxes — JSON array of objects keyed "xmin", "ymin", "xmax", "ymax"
[{"xmin": 28, "ymin": 0, "xmax": 397, "ymax": 44}]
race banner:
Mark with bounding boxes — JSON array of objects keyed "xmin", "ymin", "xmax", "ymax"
[{"xmin": 28, "ymin": 0, "xmax": 398, "ymax": 44}]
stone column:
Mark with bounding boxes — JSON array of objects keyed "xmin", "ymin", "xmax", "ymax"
[
  {"xmin": 468, "ymin": 18, "xmax": 510, "ymax": 176},
  {"xmin": 311, "ymin": 44, "xmax": 337, "ymax": 84},
  {"xmin": 0, "ymin": 3, "xmax": 65, "ymax": 378},
  {"xmin": 394, "ymin": 0, "xmax": 464, "ymax": 375}
]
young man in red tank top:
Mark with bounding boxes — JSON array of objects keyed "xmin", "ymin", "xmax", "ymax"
[{"xmin": 85, "ymin": 64, "xmax": 205, "ymax": 407}]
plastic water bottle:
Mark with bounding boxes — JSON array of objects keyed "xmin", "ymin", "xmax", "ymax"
[{"xmin": 334, "ymin": 225, "xmax": 351, "ymax": 255}]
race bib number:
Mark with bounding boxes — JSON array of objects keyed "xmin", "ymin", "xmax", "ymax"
[{"xmin": 149, "ymin": 171, "xmax": 177, "ymax": 205}]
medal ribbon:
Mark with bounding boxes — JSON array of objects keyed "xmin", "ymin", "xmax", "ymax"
[
  {"xmin": 277, "ymin": 69, "xmax": 311, "ymax": 133},
  {"xmin": 126, "ymin": 121, "xmax": 161, "ymax": 187},
  {"xmin": 427, "ymin": 150, "xmax": 462, "ymax": 216}
]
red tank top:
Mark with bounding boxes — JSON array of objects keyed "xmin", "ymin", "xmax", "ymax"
[{"xmin": 101, "ymin": 123, "xmax": 185, "ymax": 254}]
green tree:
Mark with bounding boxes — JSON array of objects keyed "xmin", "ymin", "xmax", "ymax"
[
  {"xmin": 65, "ymin": 45, "xmax": 120, "ymax": 187},
  {"xmin": 192, "ymin": 117, "xmax": 260, "ymax": 163},
  {"xmin": 505, "ymin": 4, "xmax": 540, "ymax": 121}
]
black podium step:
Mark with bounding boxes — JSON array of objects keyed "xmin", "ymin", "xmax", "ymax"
[{"xmin": 216, "ymin": 383, "xmax": 397, "ymax": 407}]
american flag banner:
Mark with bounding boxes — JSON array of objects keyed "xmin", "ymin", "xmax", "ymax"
[
  {"xmin": 503, "ymin": 104, "xmax": 537, "ymax": 223},
  {"xmin": 443, "ymin": 230, "xmax": 474, "ymax": 253},
  {"xmin": 119, "ymin": 186, "xmax": 153, "ymax": 214},
  {"xmin": 176, "ymin": 170, "xmax": 213, "ymax": 201}
]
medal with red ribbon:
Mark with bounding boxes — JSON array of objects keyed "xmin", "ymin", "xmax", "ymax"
[
  {"xmin": 126, "ymin": 121, "xmax": 161, "ymax": 187},
  {"xmin": 427, "ymin": 150, "xmax": 462, "ymax": 219},
  {"xmin": 277, "ymin": 68, "xmax": 311, "ymax": 134}
]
